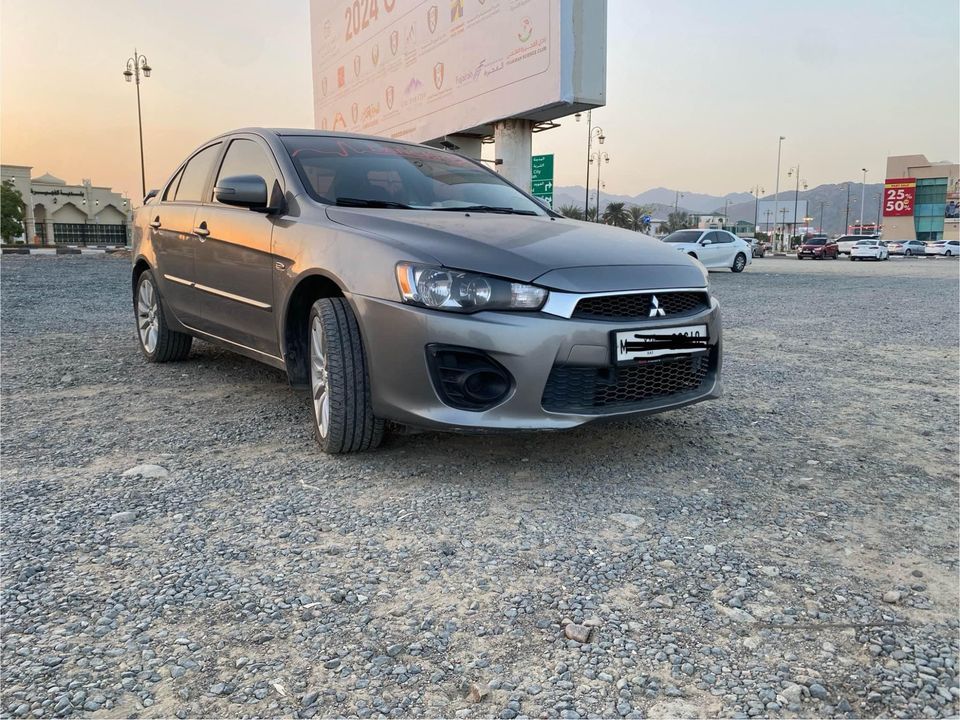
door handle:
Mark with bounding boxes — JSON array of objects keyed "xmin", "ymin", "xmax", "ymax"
[
  {"xmin": 149, "ymin": 217, "xmax": 161, "ymax": 229},
  {"xmin": 193, "ymin": 221, "xmax": 210, "ymax": 239}
]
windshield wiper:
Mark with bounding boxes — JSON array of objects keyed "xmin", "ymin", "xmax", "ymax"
[
  {"xmin": 430, "ymin": 205, "xmax": 538, "ymax": 216},
  {"xmin": 335, "ymin": 197, "xmax": 414, "ymax": 209}
]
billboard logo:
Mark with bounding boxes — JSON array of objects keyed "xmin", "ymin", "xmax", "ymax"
[
  {"xmin": 518, "ymin": 16, "xmax": 533, "ymax": 42},
  {"xmin": 337, "ymin": 65, "xmax": 345, "ymax": 88},
  {"xmin": 321, "ymin": 116, "xmax": 328, "ymax": 130},
  {"xmin": 450, "ymin": 0, "xmax": 463, "ymax": 21},
  {"xmin": 405, "ymin": 23, "xmax": 416, "ymax": 46},
  {"xmin": 353, "ymin": 55, "xmax": 361, "ymax": 77},
  {"xmin": 427, "ymin": 5, "xmax": 438, "ymax": 33},
  {"xmin": 386, "ymin": 85, "xmax": 395, "ymax": 109},
  {"xmin": 333, "ymin": 111, "xmax": 346, "ymax": 130},
  {"xmin": 351, "ymin": 102, "xmax": 359, "ymax": 124},
  {"xmin": 404, "ymin": 77, "xmax": 423, "ymax": 95},
  {"xmin": 456, "ymin": 60, "xmax": 485, "ymax": 86},
  {"xmin": 371, "ymin": 44, "xmax": 380, "ymax": 67},
  {"xmin": 390, "ymin": 30, "xmax": 399, "ymax": 55},
  {"xmin": 433, "ymin": 62, "xmax": 445, "ymax": 90}
]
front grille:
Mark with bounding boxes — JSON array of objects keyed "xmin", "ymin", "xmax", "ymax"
[
  {"xmin": 572, "ymin": 292, "xmax": 709, "ymax": 321},
  {"xmin": 541, "ymin": 352, "xmax": 712, "ymax": 414}
]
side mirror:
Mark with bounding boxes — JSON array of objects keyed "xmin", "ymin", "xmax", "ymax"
[
  {"xmin": 215, "ymin": 174, "xmax": 268, "ymax": 210},
  {"xmin": 700, "ymin": 238, "xmax": 712, "ymax": 246}
]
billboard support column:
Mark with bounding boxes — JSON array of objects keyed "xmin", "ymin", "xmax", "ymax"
[
  {"xmin": 494, "ymin": 119, "xmax": 533, "ymax": 191},
  {"xmin": 447, "ymin": 135, "xmax": 483, "ymax": 160}
]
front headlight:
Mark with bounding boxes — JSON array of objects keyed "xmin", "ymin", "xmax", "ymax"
[{"xmin": 395, "ymin": 263, "xmax": 548, "ymax": 313}]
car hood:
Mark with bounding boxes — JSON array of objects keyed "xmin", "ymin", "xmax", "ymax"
[
  {"xmin": 325, "ymin": 208, "xmax": 707, "ymax": 291},
  {"xmin": 800, "ymin": 244, "xmax": 824, "ymax": 249}
]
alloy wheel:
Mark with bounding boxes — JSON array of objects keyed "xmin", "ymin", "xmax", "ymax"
[
  {"xmin": 137, "ymin": 277, "xmax": 159, "ymax": 354},
  {"xmin": 310, "ymin": 315, "xmax": 330, "ymax": 439}
]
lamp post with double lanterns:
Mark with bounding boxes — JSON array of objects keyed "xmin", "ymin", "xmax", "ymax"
[
  {"xmin": 591, "ymin": 151, "xmax": 610, "ymax": 223},
  {"xmin": 122, "ymin": 49, "xmax": 153, "ymax": 201},
  {"xmin": 575, "ymin": 111, "xmax": 605, "ymax": 222},
  {"xmin": 859, "ymin": 168, "xmax": 868, "ymax": 232}
]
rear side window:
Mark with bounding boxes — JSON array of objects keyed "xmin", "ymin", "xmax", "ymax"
[
  {"xmin": 174, "ymin": 143, "xmax": 222, "ymax": 203},
  {"xmin": 212, "ymin": 139, "xmax": 277, "ymax": 203}
]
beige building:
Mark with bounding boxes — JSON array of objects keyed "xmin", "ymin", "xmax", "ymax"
[
  {"xmin": 2, "ymin": 165, "xmax": 131, "ymax": 245},
  {"xmin": 882, "ymin": 154, "xmax": 959, "ymax": 242}
]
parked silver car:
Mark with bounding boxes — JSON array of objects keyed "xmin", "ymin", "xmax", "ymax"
[{"xmin": 132, "ymin": 129, "xmax": 722, "ymax": 452}]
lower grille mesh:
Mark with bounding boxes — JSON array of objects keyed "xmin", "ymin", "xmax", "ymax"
[{"xmin": 541, "ymin": 353, "xmax": 711, "ymax": 414}]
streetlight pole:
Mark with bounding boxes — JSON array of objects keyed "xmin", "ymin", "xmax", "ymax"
[
  {"xmin": 773, "ymin": 135, "xmax": 785, "ymax": 252},
  {"xmin": 575, "ymin": 112, "xmax": 604, "ymax": 221},
  {"xmin": 859, "ymin": 168, "xmax": 868, "ymax": 232},
  {"xmin": 819, "ymin": 201, "xmax": 829, "ymax": 233},
  {"xmin": 876, "ymin": 192, "xmax": 882, "ymax": 234},
  {"xmin": 751, "ymin": 185, "xmax": 764, "ymax": 234},
  {"xmin": 123, "ymin": 49, "xmax": 153, "ymax": 200},
  {"xmin": 592, "ymin": 151, "xmax": 610, "ymax": 223},
  {"xmin": 844, "ymin": 183, "xmax": 851, "ymax": 234}
]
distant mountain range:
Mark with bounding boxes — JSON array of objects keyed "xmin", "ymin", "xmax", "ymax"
[{"xmin": 555, "ymin": 182, "xmax": 886, "ymax": 235}]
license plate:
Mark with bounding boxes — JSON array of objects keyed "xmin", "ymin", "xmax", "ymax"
[{"xmin": 614, "ymin": 325, "xmax": 708, "ymax": 362}]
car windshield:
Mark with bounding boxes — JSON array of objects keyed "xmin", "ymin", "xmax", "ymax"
[
  {"xmin": 281, "ymin": 135, "xmax": 545, "ymax": 214},
  {"xmin": 662, "ymin": 230, "xmax": 703, "ymax": 243},
  {"xmin": 856, "ymin": 240, "xmax": 875, "ymax": 246},
  {"xmin": 805, "ymin": 238, "xmax": 826, "ymax": 245}
]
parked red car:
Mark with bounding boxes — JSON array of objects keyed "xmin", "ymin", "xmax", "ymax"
[{"xmin": 797, "ymin": 236, "xmax": 839, "ymax": 260}]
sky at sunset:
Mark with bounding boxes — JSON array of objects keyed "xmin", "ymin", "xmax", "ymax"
[{"xmin": 2, "ymin": 0, "xmax": 957, "ymax": 205}]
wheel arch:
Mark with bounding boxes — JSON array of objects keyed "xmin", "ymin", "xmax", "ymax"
[
  {"xmin": 282, "ymin": 272, "xmax": 345, "ymax": 387},
  {"xmin": 132, "ymin": 257, "xmax": 151, "ymax": 300}
]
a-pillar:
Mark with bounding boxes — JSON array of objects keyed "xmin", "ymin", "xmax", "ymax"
[{"xmin": 494, "ymin": 119, "xmax": 533, "ymax": 191}]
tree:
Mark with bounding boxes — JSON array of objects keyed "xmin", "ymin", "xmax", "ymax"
[
  {"xmin": 556, "ymin": 204, "xmax": 584, "ymax": 221},
  {"xmin": 1, "ymin": 180, "xmax": 25, "ymax": 242},
  {"xmin": 627, "ymin": 204, "xmax": 654, "ymax": 233},
  {"xmin": 663, "ymin": 210, "xmax": 694, "ymax": 233},
  {"xmin": 601, "ymin": 201, "xmax": 630, "ymax": 228}
]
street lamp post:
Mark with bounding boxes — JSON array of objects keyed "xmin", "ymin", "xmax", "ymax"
[
  {"xmin": 575, "ymin": 112, "xmax": 604, "ymax": 221},
  {"xmin": 859, "ymin": 168, "xmax": 868, "ymax": 232},
  {"xmin": 122, "ymin": 49, "xmax": 153, "ymax": 200},
  {"xmin": 674, "ymin": 190, "xmax": 684, "ymax": 214},
  {"xmin": 844, "ymin": 182, "xmax": 852, "ymax": 235},
  {"xmin": 773, "ymin": 136, "xmax": 785, "ymax": 252},
  {"xmin": 751, "ymin": 185, "xmax": 764, "ymax": 234},
  {"xmin": 788, "ymin": 166, "xmax": 807, "ymax": 242},
  {"xmin": 819, "ymin": 201, "xmax": 830, "ymax": 233},
  {"xmin": 591, "ymin": 151, "xmax": 610, "ymax": 223}
]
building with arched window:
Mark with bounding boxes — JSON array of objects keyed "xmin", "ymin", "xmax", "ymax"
[{"xmin": 2, "ymin": 164, "xmax": 131, "ymax": 245}]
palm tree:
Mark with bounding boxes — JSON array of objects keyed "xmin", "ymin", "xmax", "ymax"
[
  {"xmin": 663, "ymin": 210, "xmax": 694, "ymax": 233},
  {"xmin": 627, "ymin": 204, "xmax": 654, "ymax": 233},
  {"xmin": 602, "ymin": 201, "xmax": 630, "ymax": 228},
  {"xmin": 557, "ymin": 204, "xmax": 584, "ymax": 221}
]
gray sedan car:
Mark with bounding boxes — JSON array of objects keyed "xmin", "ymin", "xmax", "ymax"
[{"xmin": 132, "ymin": 129, "xmax": 722, "ymax": 453}]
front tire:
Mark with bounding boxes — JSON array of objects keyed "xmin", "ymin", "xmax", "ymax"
[
  {"xmin": 732, "ymin": 253, "xmax": 747, "ymax": 273},
  {"xmin": 946, "ymin": 250, "xmax": 953, "ymax": 257},
  {"xmin": 309, "ymin": 298, "xmax": 384, "ymax": 454},
  {"xmin": 904, "ymin": 249, "xmax": 912, "ymax": 256},
  {"xmin": 135, "ymin": 270, "xmax": 192, "ymax": 362}
]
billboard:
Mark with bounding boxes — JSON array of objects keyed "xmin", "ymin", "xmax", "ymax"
[
  {"xmin": 756, "ymin": 200, "xmax": 808, "ymax": 226},
  {"xmin": 310, "ymin": 0, "xmax": 605, "ymax": 143},
  {"xmin": 882, "ymin": 178, "xmax": 916, "ymax": 217}
]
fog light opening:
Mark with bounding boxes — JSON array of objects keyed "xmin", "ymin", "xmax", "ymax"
[{"xmin": 460, "ymin": 368, "xmax": 510, "ymax": 404}]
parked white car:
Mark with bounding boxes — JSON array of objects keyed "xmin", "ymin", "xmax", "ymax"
[
  {"xmin": 836, "ymin": 234, "xmax": 878, "ymax": 255},
  {"xmin": 887, "ymin": 239, "xmax": 927, "ymax": 256},
  {"xmin": 849, "ymin": 239, "xmax": 889, "ymax": 261},
  {"xmin": 661, "ymin": 229, "xmax": 752, "ymax": 272},
  {"xmin": 925, "ymin": 240, "xmax": 959, "ymax": 256}
]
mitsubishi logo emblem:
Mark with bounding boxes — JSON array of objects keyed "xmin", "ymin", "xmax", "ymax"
[{"xmin": 649, "ymin": 295, "xmax": 666, "ymax": 317}]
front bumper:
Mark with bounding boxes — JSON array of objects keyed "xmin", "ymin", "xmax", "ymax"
[{"xmin": 350, "ymin": 294, "xmax": 722, "ymax": 431}]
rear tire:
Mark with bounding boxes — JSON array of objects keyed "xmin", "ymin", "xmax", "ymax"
[
  {"xmin": 732, "ymin": 253, "xmax": 747, "ymax": 273},
  {"xmin": 308, "ymin": 298, "xmax": 384, "ymax": 454},
  {"xmin": 904, "ymin": 249, "xmax": 912, "ymax": 256},
  {"xmin": 946, "ymin": 250, "xmax": 953, "ymax": 257},
  {"xmin": 134, "ymin": 270, "xmax": 192, "ymax": 362}
]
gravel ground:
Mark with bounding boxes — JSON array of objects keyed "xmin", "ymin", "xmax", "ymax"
[{"xmin": 2, "ymin": 254, "xmax": 958, "ymax": 720}]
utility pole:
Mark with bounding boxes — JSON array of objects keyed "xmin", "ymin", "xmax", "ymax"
[
  {"xmin": 751, "ymin": 185, "xmax": 764, "ymax": 234},
  {"xmin": 773, "ymin": 135, "xmax": 785, "ymax": 252}
]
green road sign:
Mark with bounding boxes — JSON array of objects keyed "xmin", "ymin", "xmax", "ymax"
[
  {"xmin": 531, "ymin": 154, "xmax": 554, "ymax": 181},
  {"xmin": 531, "ymin": 154, "xmax": 554, "ymax": 206}
]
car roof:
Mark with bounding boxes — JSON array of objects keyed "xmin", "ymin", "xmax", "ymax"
[{"xmin": 222, "ymin": 127, "xmax": 435, "ymax": 150}]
